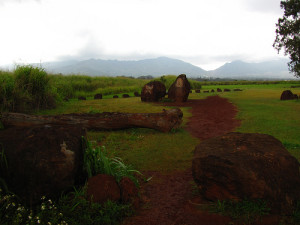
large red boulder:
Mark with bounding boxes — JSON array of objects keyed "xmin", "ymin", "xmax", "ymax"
[
  {"xmin": 168, "ymin": 74, "xmax": 191, "ymax": 102},
  {"xmin": 0, "ymin": 125, "xmax": 86, "ymax": 205},
  {"xmin": 87, "ymin": 174, "xmax": 120, "ymax": 203},
  {"xmin": 280, "ymin": 90, "xmax": 296, "ymax": 100},
  {"xmin": 192, "ymin": 132, "xmax": 300, "ymax": 213},
  {"xmin": 141, "ymin": 81, "xmax": 166, "ymax": 102}
]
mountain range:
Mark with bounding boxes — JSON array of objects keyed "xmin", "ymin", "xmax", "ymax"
[{"xmin": 39, "ymin": 57, "xmax": 294, "ymax": 79}]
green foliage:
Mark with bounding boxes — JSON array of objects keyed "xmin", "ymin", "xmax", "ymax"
[
  {"xmin": 0, "ymin": 65, "xmax": 57, "ymax": 112},
  {"xmin": 212, "ymin": 199, "xmax": 270, "ymax": 224},
  {"xmin": 83, "ymin": 138, "xmax": 141, "ymax": 186},
  {"xmin": 273, "ymin": 0, "xmax": 300, "ymax": 77},
  {"xmin": 0, "ymin": 187, "xmax": 132, "ymax": 225}
]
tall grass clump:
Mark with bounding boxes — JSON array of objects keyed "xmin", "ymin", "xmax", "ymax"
[
  {"xmin": 13, "ymin": 65, "xmax": 56, "ymax": 111},
  {"xmin": 83, "ymin": 138, "xmax": 141, "ymax": 186},
  {"xmin": 0, "ymin": 66, "xmax": 57, "ymax": 112},
  {"xmin": 0, "ymin": 71, "xmax": 15, "ymax": 111}
]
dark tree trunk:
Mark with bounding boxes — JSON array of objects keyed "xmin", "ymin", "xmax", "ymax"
[{"xmin": 1, "ymin": 108, "xmax": 183, "ymax": 132}]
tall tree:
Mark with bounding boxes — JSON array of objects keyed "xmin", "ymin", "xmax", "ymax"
[{"xmin": 273, "ymin": 0, "xmax": 300, "ymax": 77}]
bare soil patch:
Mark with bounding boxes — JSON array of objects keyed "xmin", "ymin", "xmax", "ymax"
[{"xmin": 123, "ymin": 96, "xmax": 278, "ymax": 225}]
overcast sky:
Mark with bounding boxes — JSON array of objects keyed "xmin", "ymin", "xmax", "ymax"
[{"xmin": 0, "ymin": 0, "xmax": 287, "ymax": 70}]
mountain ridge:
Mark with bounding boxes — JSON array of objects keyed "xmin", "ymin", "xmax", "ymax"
[{"xmin": 39, "ymin": 57, "xmax": 293, "ymax": 79}]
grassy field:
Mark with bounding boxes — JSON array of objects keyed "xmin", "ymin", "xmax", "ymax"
[{"xmin": 38, "ymin": 82, "xmax": 300, "ymax": 170}]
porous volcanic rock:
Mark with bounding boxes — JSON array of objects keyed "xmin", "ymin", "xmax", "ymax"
[
  {"xmin": 94, "ymin": 93, "xmax": 102, "ymax": 99},
  {"xmin": 217, "ymin": 88, "xmax": 222, "ymax": 92},
  {"xmin": 280, "ymin": 90, "xmax": 296, "ymax": 100},
  {"xmin": 78, "ymin": 96, "xmax": 86, "ymax": 100},
  {"xmin": 211, "ymin": 89, "xmax": 215, "ymax": 93},
  {"xmin": 168, "ymin": 74, "xmax": 191, "ymax": 102},
  {"xmin": 195, "ymin": 89, "xmax": 201, "ymax": 93},
  {"xmin": 87, "ymin": 174, "xmax": 120, "ymax": 203},
  {"xmin": 0, "ymin": 125, "xmax": 86, "ymax": 205},
  {"xmin": 192, "ymin": 132, "xmax": 300, "ymax": 213},
  {"xmin": 122, "ymin": 94, "xmax": 130, "ymax": 98},
  {"xmin": 141, "ymin": 81, "xmax": 166, "ymax": 102},
  {"xmin": 113, "ymin": 95, "xmax": 119, "ymax": 98},
  {"xmin": 119, "ymin": 177, "xmax": 139, "ymax": 208}
]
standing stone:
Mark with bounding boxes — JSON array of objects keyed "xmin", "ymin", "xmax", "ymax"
[
  {"xmin": 122, "ymin": 94, "xmax": 130, "ymax": 98},
  {"xmin": 168, "ymin": 74, "xmax": 191, "ymax": 102},
  {"xmin": 141, "ymin": 81, "xmax": 166, "ymax": 102},
  {"xmin": 280, "ymin": 90, "xmax": 296, "ymax": 100},
  {"xmin": 113, "ymin": 95, "xmax": 119, "ymax": 98},
  {"xmin": 94, "ymin": 93, "xmax": 102, "ymax": 99},
  {"xmin": 223, "ymin": 89, "xmax": 231, "ymax": 92},
  {"xmin": 192, "ymin": 132, "xmax": 300, "ymax": 214},
  {"xmin": 217, "ymin": 88, "xmax": 222, "ymax": 92}
]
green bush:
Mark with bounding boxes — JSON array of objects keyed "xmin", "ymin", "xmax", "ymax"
[{"xmin": 0, "ymin": 71, "xmax": 15, "ymax": 111}]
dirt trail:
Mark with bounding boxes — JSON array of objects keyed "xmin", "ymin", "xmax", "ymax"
[{"xmin": 123, "ymin": 96, "xmax": 240, "ymax": 225}]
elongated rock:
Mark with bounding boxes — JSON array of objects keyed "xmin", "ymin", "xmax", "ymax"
[{"xmin": 1, "ymin": 108, "xmax": 183, "ymax": 133}]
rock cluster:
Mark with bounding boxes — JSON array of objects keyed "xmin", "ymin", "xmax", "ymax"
[{"xmin": 280, "ymin": 90, "xmax": 298, "ymax": 100}]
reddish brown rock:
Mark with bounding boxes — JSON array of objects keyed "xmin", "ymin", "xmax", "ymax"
[
  {"xmin": 0, "ymin": 125, "xmax": 86, "ymax": 205},
  {"xmin": 122, "ymin": 94, "xmax": 130, "ymax": 98},
  {"xmin": 87, "ymin": 174, "xmax": 121, "ymax": 203},
  {"xmin": 168, "ymin": 74, "xmax": 191, "ymax": 102},
  {"xmin": 94, "ymin": 93, "xmax": 102, "ymax": 99},
  {"xmin": 223, "ymin": 89, "xmax": 231, "ymax": 92},
  {"xmin": 192, "ymin": 132, "xmax": 300, "ymax": 213},
  {"xmin": 119, "ymin": 177, "xmax": 139, "ymax": 208},
  {"xmin": 217, "ymin": 88, "xmax": 222, "ymax": 92},
  {"xmin": 141, "ymin": 81, "xmax": 166, "ymax": 102},
  {"xmin": 113, "ymin": 95, "xmax": 119, "ymax": 98},
  {"xmin": 195, "ymin": 89, "xmax": 201, "ymax": 93},
  {"xmin": 78, "ymin": 96, "xmax": 86, "ymax": 100},
  {"xmin": 211, "ymin": 89, "xmax": 215, "ymax": 92},
  {"xmin": 280, "ymin": 90, "xmax": 296, "ymax": 100}
]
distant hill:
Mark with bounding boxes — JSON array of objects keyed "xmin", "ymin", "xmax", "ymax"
[
  {"xmin": 39, "ymin": 57, "xmax": 293, "ymax": 79},
  {"xmin": 207, "ymin": 59, "xmax": 292, "ymax": 79},
  {"xmin": 42, "ymin": 57, "xmax": 206, "ymax": 77}
]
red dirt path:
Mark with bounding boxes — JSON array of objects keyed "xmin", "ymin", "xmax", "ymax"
[{"xmin": 123, "ymin": 96, "xmax": 278, "ymax": 225}]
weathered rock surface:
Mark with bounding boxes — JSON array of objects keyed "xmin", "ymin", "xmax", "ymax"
[
  {"xmin": 217, "ymin": 88, "xmax": 222, "ymax": 92},
  {"xmin": 141, "ymin": 81, "xmax": 166, "ymax": 102},
  {"xmin": 192, "ymin": 132, "xmax": 300, "ymax": 213},
  {"xmin": 94, "ymin": 93, "xmax": 102, "ymax": 99},
  {"xmin": 87, "ymin": 174, "xmax": 120, "ymax": 203},
  {"xmin": 280, "ymin": 90, "xmax": 296, "ymax": 100},
  {"xmin": 223, "ymin": 89, "xmax": 231, "ymax": 92},
  {"xmin": 0, "ymin": 125, "xmax": 86, "ymax": 205},
  {"xmin": 119, "ymin": 177, "xmax": 139, "ymax": 208},
  {"xmin": 113, "ymin": 95, "xmax": 119, "ymax": 98},
  {"xmin": 211, "ymin": 89, "xmax": 215, "ymax": 92},
  {"xmin": 168, "ymin": 74, "xmax": 191, "ymax": 102},
  {"xmin": 123, "ymin": 94, "xmax": 130, "ymax": 98}
]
